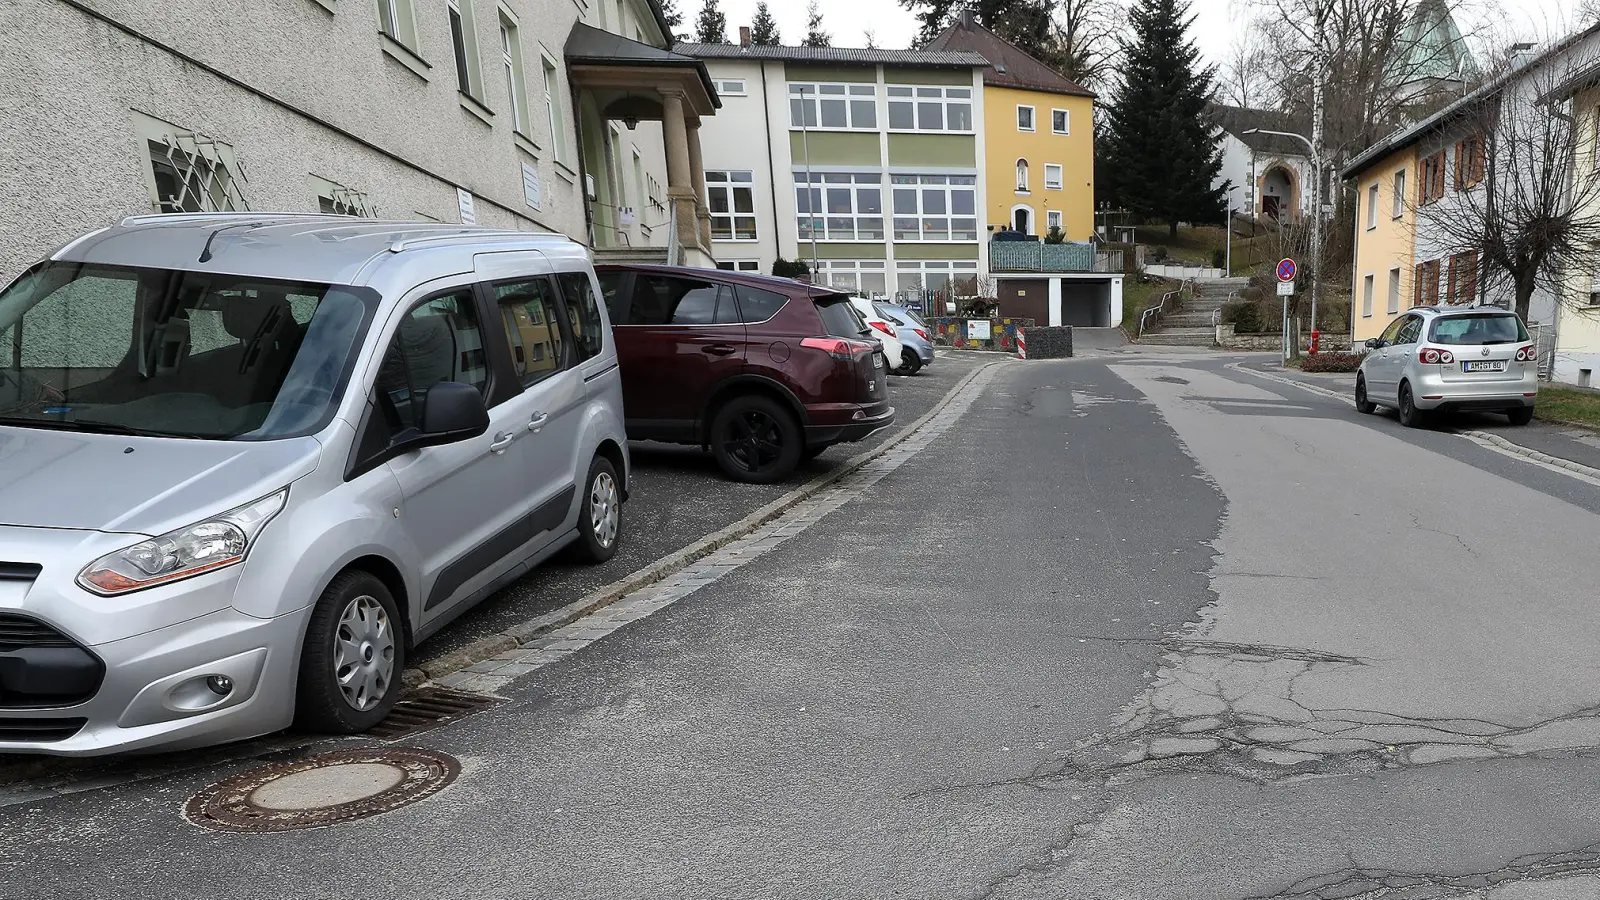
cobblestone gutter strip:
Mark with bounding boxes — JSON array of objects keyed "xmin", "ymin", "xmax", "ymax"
[
  {"xmin": 433, "ymin": 362, "xmax": 1007, "ymax": 696},
  {"xmin": 1227, "ymin": 363, "xmax": 1600, "ymax": 485},
  {"xmin": 403, "ymin": 360, "xmax": 1007, "ymax": 690}
]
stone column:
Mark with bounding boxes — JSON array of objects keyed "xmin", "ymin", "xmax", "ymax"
[
  {"xmin": 661, "ymin": 89, "xmax": 701, "ymax": 257},
  {"xmin": 686, "ymin": 118, "xmax": 713, "ymax": 250}
]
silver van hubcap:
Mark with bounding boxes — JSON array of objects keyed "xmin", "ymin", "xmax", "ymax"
[
  {"xmin": 335, "ymin": 595, "xmax": 394, "ymax": 712},
  {"xmin": 590, "ymin": 471, "xmax": 619, "ymax": 548}
]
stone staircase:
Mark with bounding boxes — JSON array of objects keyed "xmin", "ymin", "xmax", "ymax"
[{"xmin": 1139, "ymin": 277, "xmax": 1247, "ymax": 347}]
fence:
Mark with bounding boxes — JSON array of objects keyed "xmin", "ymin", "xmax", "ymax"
[{"xmin": 989, "ymin": 242, "xmax": 1122, "ymax": 274}]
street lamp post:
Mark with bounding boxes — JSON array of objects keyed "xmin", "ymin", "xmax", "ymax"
[
  {"xmin": 1224, "ymin": 185, "xmax": 1242, "ymax": 278},
  {"xmin": 1244, "ymin": 126, "xmax": 1322, "ymax": 354}
]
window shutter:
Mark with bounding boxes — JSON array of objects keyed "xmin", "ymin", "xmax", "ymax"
[
  {"xmin": 1453, "ymin": 143, "xmax": 1463, "ymax": 191},
  {"xmin": 1462, "ymin": 253, "xmax": 1477, "ymax": 303},
  {"xmin": 1414, "ymin": 263, "xmax": 1424, "ymax": 306},
  {"xmin": 1447, "ymin": 255, "xmax": 1458, "ymax": 302}
]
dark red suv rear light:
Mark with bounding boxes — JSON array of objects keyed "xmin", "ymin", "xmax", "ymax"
[{"xmin": 800, "ymin": 336, "xmax": 870, "ymax": 360}]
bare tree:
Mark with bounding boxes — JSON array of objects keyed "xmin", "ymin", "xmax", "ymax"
[
  {"xmin": 1219, "ymin": 27, "xmax": 1275, "ymax": 109},
  {"xmin": 1411, "ymin": 49, "xmax": 1600, "ymax": 322},
  {"xmin": 1054, "ymin": 0, "xmax": 1127, "ymax": 90}
]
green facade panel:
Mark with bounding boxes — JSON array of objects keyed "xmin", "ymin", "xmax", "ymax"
[
  {"xmin": 789, "ymin": 131, "xmax": 882, "ymax": 166},
  {"xmin": 810, "ymin": 243, "xmax": 888, "ymax": 260},
  {"xmin": 886, "ymin": 133, "xmax": 976, "ymax": 167},
  {"xmin": 785, "ymin": 63, "xmax": 876, "ymax": 83},
  {"xmin": 892, "ymin": 243, "xmax": 981, "ymax": 261},
  {"xmin": 885, "ymin": 67, "xmax": 974, "ymax": 86}
]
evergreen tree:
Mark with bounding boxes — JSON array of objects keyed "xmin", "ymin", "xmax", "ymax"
[
  {"xmin": 659, "ymin": 0, "xmax": 683, "ymax": 33},
  {"xmin": 750, "ymin": 1, "xmax": 781, "ymax": 45},
  {"xmin": 694, "ymin": 0, "xmax": 728, "ymax": 44},
  {"xmin": 1101, "ymin": 0, "xmax": 1226, "ymax": 238},
  {"xmin": 802, "ymin": 1, "xmax": 831, "ymax": 48},
  {"xmin": 900, "ymin": 0, "xmax": 1056, "ymax": 65}
]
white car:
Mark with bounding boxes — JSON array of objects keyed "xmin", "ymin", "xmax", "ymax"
[{"xmin": 848, "ymin": 296, "xmax": 905, "ymax": 373}]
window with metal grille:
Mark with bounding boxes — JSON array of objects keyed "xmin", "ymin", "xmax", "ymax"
[
  {"xmin": 1045, "ymin": 164, "xmax": 1062, "ymax": 190},
  {"xmin": 314, "ymin": 178, "xmax": 377, "ymax": 217},
  {"xmin": 146, "ymin": 133, "xmax": 247, "ymax": 214}
]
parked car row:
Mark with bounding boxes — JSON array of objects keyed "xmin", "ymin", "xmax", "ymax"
[{"xmin": 0, "ymin": 216, "xmax": 918, "ymax": 757}]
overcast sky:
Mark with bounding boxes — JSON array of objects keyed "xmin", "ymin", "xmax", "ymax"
[{"xmin": 705, "ymin": 0, "xmax": 1587, "ymax": 67}]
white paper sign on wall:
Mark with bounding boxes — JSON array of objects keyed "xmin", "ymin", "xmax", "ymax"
[
  {"xmin": 457, "ymin": 188, "xmax": 476, "ymax": 225},
  {"xmin": 521, "ymin": 163, "xmax": 541, "ymax": 211},
  {"xmin": 968, "ymin": 319, "xmax": 993, "ymax": 340}
]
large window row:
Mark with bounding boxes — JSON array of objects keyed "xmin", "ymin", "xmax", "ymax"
[
  {"xmin": 895, "ymin": 260, "xmax": 980, "ymax": 296},
  {"xmin": 814, "ymin": 260, "xmax": 889, "ymax": 297},
  {"xmin": 790, "ymin": 82, "xmax": 878, "ymax": 130},
  {"xmin": 796, "ymin": 172, "xmax": 884, "ymax": 241},
  {"xmin": 887, "ymin": 85, "xmax": 973, "ymax": 132},
  {"xmin": 891, "ymin": 175, "xmax": 978, "ymax": 241}
]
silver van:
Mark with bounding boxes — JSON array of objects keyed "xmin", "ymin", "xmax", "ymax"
[{"xmin": 0, "ymin": 214, "xmax": 628, "ymax": 755}]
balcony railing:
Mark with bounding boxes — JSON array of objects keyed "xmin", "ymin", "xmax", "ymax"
[{"xmin": 989, "ymin": 241, "xmax": 1123, "ymax": 274}]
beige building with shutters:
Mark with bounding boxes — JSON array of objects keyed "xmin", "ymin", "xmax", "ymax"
[{"xmin": 0, "ymin": 0, "xmax": 721, "ymax": 284}]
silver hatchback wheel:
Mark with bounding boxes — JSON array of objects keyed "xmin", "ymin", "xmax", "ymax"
[
  {"xmin": 590, "ymin": 470, "xmax": 620, "ymax": 549},
  {"xmin": 334, "ymin": 595, "xmax": 396, "ymax": 712}
]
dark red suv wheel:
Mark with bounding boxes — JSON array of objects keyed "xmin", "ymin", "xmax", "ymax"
[{"xmin": 710, "ymin": 394, "xmax": 802, "ymax": 483}]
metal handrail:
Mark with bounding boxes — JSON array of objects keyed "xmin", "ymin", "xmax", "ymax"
[{"xmin": 1138, "ymin": 278, "xmax": 1195, "ymax": 337}]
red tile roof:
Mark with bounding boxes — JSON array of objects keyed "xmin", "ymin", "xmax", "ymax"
[{"xmin": 925, "ymin": 19, "xmax": 1095, "ymax": 99}]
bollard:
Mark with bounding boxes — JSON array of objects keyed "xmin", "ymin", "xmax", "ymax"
[{"xmin": 1017, "ymin": 327, "xmax": 1027, "ymax": 360}]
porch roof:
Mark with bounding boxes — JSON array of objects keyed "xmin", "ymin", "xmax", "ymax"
[{"xmin": 565, "ymin": 24, "xmax": 721, "ymax": 113}]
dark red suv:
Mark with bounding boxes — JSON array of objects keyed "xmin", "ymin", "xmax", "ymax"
[{"xmin": 595, "ymin": 265, "xmax": 894, "ymax": 483}]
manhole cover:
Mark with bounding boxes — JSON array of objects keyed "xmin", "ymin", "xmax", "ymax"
[{"xmin": 184, "ymin": 747, "xmax": 459, "ymax": 833}]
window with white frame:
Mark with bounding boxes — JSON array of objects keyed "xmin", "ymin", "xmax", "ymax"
[
  {"xmin": 1363, "ymin": 273, "xmax": 1374, "ymax": 316},
  {"xmin": 790, "ymin": 83, "xmax": 878, "ymax": 129},
  {"xmin": 1044, "ymin": 163, "xmax": 1062, "ymax": 190},
  {"xmin": 1392, "ymin": 169, "xmax": 1406, "ymax": 218},
  {"xmin": 542, "ymin": 55, "xmax": 567, "ymax": 161},
  {"xmin": 1366, "ymin": 182, "xmax": 1379, "ymax": 229},
  {"xmin": 886, "ymin": 85, "xmax": 973, "ymax": 132},
  {"xmin": 814, "ymin": 260, "xmax": 889, "ymax": 296},
  {"xmin": 717, "ymin": 261, "xmax": 762, "ymax": 272},
  {"xmin": 796, "ymin": 172, "xmax": 884, "ymax": 241},
  {"xmin": 499, "ymin": 12, "xmax": 530, "ymax": 134},
  {"xmin": 647, "ymin": 173, "xmax": 664, "ymax": 211},
  {"xmin": 378, "ymin": 0, "xmax": 420, "ymax": 51},
  {"xmin": 1017, "ymin": 105, "xmax": 1035, "ymax": 132},
  {"xmin": 1015, "ymin": 159, "xmax": 1029, "ymax": 192},
  {"xmin": 718, "ymin": 79, "xmax": 747, "ymax": 96},
  {"xmin": 447, "ymin": 0, "xmax": 485, "ymax": 100},
  {"xmin": 1047, "ymin": 209, "xmax": 1062, "ymax": 232},
  {"xmin": 895, "ymin": 260, "xmax": 979, "ymax": 296},
  {"xmin": 706, "ymin": 171, "xmax": 757, "ymax": 241},
  {"xmin": 891, "ymin": 175, "xmax": 978, "ymax": 241},
  {"xmin": 1052, "ymin": 109, "xmax": 1069, "ymax": 134}
]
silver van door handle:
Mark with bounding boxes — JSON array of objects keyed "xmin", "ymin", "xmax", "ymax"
[
  {"xmin": 488, "ymin": 431, "xmax": 519, "ymax": 453},
  {"xmin": 527, "ymin": 412, "xmax": 549, "ymax": 433}
]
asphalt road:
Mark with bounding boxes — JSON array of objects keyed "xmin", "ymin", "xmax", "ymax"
[
  {"xmin": 417, "ymin": 353, "xmax": 980, "ymax": 665},
  {"xmin": 8, "ymin": 345, "xmax": 1600, "ymax": 900}
]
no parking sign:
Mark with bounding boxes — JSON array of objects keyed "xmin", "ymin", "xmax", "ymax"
[{"xmin": 1276, "ymin": 258, "xmax": 1297, "ymax": 282}]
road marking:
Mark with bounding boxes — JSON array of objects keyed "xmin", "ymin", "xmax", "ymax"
[
  {"xmin": 1227, "ymin": 362, "xmax": 1600, "ymax": 487},
  {"xmin": 435, "ymin": 363, "xmax": 1006, "ymax": 696}
]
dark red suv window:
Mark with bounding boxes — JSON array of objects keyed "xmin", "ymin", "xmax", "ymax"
[{"xmin": 813, "ymin": 293, "xmax": 867, "ymax": 338}]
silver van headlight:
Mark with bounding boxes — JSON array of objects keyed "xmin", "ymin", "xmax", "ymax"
[{"xmin": 78, "ymin": 489, "xmax": 288, "ymax": 595}]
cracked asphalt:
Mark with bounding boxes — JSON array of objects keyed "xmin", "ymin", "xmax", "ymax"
[{"xmin": 7, "ymin": 345, "xmax": 1600, "ymax": 900}]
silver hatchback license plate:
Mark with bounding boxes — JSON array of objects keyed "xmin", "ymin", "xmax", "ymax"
[{"xmin": 1463, "ymin": 360, "xmax": 1507, "ymax": 373}]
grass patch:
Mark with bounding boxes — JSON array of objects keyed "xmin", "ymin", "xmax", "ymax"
[
  {"xmin": 1121, "ymin": 277, "xmax": 1178, "ymax": 332},
  {"xmin": 1134, "ymin": 223, "xmax": 1277, "ymax": 271},
  {"xmin": 1536, "ymin": 385, "xmax": 1600, "ymax": 429}
]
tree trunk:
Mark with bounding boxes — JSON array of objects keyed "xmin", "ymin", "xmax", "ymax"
[
  {"xmin": 1515, "ymin": 276, "xmax": 1536, "ymax": 324},
  {"xmin": 1168, "ymin": 219, "xmax": 1179, "ymax": 239}
]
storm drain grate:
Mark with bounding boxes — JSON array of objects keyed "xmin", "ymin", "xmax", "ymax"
[
  {"xmin": 366, "ymin": 686, "xmax": 502, "ymax": 741},
  {"xmin": 184, "ymin": 747, "xmax": 459, "ymax": 833}
]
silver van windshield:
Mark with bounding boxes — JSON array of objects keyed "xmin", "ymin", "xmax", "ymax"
[{"xmin": 0, "ymin": 261, "xmax": 375, "ymax": 440}]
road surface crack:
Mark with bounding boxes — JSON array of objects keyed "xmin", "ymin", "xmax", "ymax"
[{"xmin": 1244, "ymin": 840, "xmax": 1600, "ymax": 899}]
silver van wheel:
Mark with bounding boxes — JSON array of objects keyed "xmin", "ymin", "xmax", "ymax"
[
  {"xmin": 590, "ymin": 470, "xmax": 619, "ymax": 549},
  {"xmin": 335, "ymin": 595, "xmax": 395, "ymax": 712}
]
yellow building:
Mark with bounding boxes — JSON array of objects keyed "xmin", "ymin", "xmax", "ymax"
[
  {"xmin": 1553, "ymin": 85, "xmax": 1600, "ymax": 387},
  {"xmin": 1345, "ymin": 145, "xmax": 1418, "ymax": 344},
  {"xmin": 928, "ymin": 14, "xmax": 1096, "ymax": 241}
]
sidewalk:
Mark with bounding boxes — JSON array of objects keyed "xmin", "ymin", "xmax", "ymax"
[{"xmin": 1241, "ymin": 358, "xmax": 1600, "ymax": 473}]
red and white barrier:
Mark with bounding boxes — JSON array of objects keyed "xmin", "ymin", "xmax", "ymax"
[{"xmin": 1016, "ymin": 327, "xmax": 1027, "ymax": 360}]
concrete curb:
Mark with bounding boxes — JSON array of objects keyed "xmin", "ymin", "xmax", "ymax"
[
  {"xmin": 1460, "ymin": 430, "xmax": 1600, "ymax": 480},
  {"xmin": 401, "ymin": 360, "xmax": 1003, "ymax": 689},
  {"xmin": 1228, "ymin": 362, "xmax": 1600, "ymax": 483}
]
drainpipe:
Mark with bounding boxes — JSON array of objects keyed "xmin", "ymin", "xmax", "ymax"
[{"xmin": 760, "ymin": 61, "xmax": 780, "ymax": 273}]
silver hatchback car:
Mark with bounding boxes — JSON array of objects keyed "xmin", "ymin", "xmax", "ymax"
[
  {"xmin": 1356, "ymin": 305, "xmax": 1539, "ymax": 427},
  {"xmin": 0, "ymin": 213, "xmax": 628, "ymax": 755}
]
